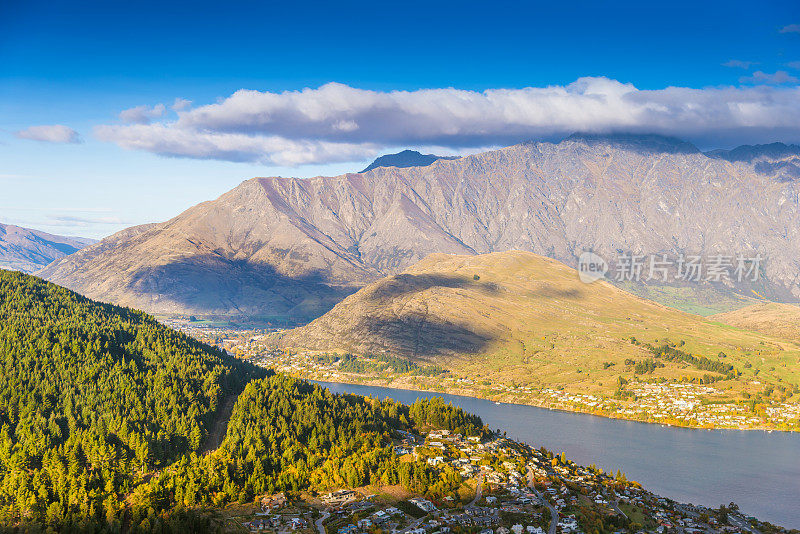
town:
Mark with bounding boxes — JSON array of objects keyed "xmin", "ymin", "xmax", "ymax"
[
  {"xmin": 181, "ymin": 325, "xmax": 799, "ymax": 432},
  {"xmin": 229, "ymin": 426, "xmax": 787, "ymax": 534}
]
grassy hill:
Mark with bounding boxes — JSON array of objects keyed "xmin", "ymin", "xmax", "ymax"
[
  {"xmin": 275, "ymin": 251, "xmax": 800, "ymax": 398},
  {"xmin": 711, "ymin": 302, "xmax": 800, "ymax": 340}
]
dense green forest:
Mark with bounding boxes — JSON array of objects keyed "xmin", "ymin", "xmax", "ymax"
[
  {"xmin": 147, "ymin": 375, "xmax": 481, "ymax": 513},
  {"xmin": 0, "ymin": 271, "xmax": 486, "ymax": 533},
  {"xmin": 0, "ymin": 270, "xmax": 264, "ymax": 531}
]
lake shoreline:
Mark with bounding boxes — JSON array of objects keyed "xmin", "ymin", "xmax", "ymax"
[
  {"xmin": 284, "ymin": 370, "xmax": 795, "ymax": 433},
  {"xmin": 308, "ymin": 378, "xmax": 800, "ymax": 529}
]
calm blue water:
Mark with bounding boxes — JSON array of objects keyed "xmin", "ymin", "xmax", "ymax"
[{"xmin": 313, "ymin": 381, "xmax": 800, "ymax": 529}]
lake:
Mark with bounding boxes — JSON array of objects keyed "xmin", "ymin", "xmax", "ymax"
[{"xmin": 313, "ymin": 380, "xmax": 800, "ymax": 529}]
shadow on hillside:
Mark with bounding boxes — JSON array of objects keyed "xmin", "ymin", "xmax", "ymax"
[
  {"xmin": 367, "ymin": 273, "xmax": 500, "ymax": 301},
  {"xmin": 126, "ymin": 254, "xmax": 357, "ymax": 324},
  {"xmin": 529, "ymin": 284, "xmax": 584, "ymax": 299},
  {"xmin": 349, "ymin": 314, "xmax": 494, "ymax": 358}
]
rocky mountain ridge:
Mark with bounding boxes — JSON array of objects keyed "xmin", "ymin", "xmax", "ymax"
[{"xmin": 39, "ymin": 134, "xmax": 800, "ymax": 319}]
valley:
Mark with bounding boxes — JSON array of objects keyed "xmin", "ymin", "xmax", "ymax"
[{"xmin": 240, "ymin": 251, "xmax": 800, "ymax": 431}]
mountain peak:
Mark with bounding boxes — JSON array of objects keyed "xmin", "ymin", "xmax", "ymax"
[{"xmin": 361, "ymin": 149, "xmax": 458, "ymax": 173}]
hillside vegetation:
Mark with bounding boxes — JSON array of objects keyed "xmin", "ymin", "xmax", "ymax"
[
  {"xmin": 0, "ymin": 271, "xmax": 484, "ymax": 532},
  {"xmin": 149, "ymin": 375, "xmax": 483, "ymax": 509},
  {"xmin": 275, "ymin": 251, "xmax": 800, "ymax": 398},
  {"xmin": 0, "ymin": 270, "xmax": 264, "ymax": 530}
]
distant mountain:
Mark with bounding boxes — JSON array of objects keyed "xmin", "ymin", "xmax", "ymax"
[
  {"xmin": 0, "ymin": 222, "xmax": 95, "ymax": 273},
  {"xmin": 706, "ymin": 142, "xmax": 800, "ymax": 181},
  {"xmin": 361, "ymin": 149, "xmax": 458, "ymax": 172},
  {"xmin": 706, "ymin": 142, "xmax": 800, "ymax": 162},
  {"xmin": 39, "ymin": 134, "xmax": 800, "ymax": 320}
]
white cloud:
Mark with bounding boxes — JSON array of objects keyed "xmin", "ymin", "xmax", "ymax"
[
  {"xmin": 95, "ymin": 123, "xmax": 379, "ymax": 166},
  {"xmin": 119, "ymin": 103, "xmax": 166, "ymax": 124},
  {"xmin": 15, "ymin": 125, "xmax": 81, "ymax": 144},
  {"xmin": 95, "ymin": 78, "xmax": 800, "ymax": 165},
  {"xmin": 739, "ymin": 70, "xmax": 799, "ymax": 85},
  {"xmin": 722, "ymin": 59, "xmax": 757, "ymax": 69},
  {"xmin": 172, "ymin": 98, "xmax": 192, "ymax": 111},
  {"xmin": 786, "ymin": 61, "xmax": 800, "ymax": 70},
  {"xmin": 780, "ymin": 24, "xmax": 800, "ymax": 34}
]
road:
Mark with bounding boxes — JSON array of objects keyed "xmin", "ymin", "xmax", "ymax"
[
  {"xmin": 468, "ymin": 474, "xmax": 484, "ymax": 507},
  {"xmin": 315, "ymin": 511, "xmax": 331, "ymax": 534},
  {"xmin": 528, "ymin": 468, "xmax": 558, "ymax": 534},
  {"xmin": 400, "ymin": 515, "xmax": 428, "ymax": 534},
  {"xmin": 200, "ymin": 392, "xmax": 238, "ymax": 454},
  {"xmin": 607, "ymin": 494, "xmax": 628, "ymax": 520},
  {"xmin": 729, "ymin": 513, "xmax": 761, "ymax": 534},
  {"xmin": 675, "ymin": 503, "xmax": 759, "ymax": 534}
]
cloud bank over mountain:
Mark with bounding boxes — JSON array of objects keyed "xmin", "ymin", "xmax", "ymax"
[{"xmin": 96, "ymin": 77, "xmax": 800, "ymax": 165}]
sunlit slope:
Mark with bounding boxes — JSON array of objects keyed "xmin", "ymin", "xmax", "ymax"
[
  {"xmin": 276, "ymin": 251, "xmax": 800, "ymax": 393},
  {"xmin": 711, "ymin": 302, "xmax": 800, "ymax": 341}
]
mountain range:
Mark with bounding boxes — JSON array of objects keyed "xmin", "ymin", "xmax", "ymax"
[
  {"xmin": 38, "ymin": 134, "xmax": 800, "ymax": 321},
  {"xmin": 0, "ymin": 222, "xmax": 95, "ymax": 273}
]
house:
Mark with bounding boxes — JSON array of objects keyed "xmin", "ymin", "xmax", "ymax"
[
  {"xmin": 338, "ymin": 525, "xmax": 359, "ymax": 534},
  {"xmin": 371, "ymin": 510, "xmax": 389, "ymax": 525},
  {"xmin": 409, "ymin": 498, "xmax": 438, "ymax": 513},
  {"xmin": 558, "ymin": 517, "xmax": 580, "ymax": 533},
  {"xmin": 324, "ymin": 489, "xmax": 358, "ymax": 505},
  {"xmin": 261, "ymin": 492, "xmax": 288, "ymax": 512}
]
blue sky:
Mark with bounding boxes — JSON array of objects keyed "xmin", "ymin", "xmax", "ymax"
[{"xmin": 1, "ymin": 0, "xmax": 799, "ymax": 238}]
